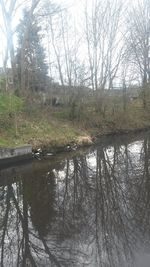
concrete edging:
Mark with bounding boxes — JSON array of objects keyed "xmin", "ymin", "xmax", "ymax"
[{"xmin": 0, "ymin": 145, "xmax": 32, "ymax": 166}]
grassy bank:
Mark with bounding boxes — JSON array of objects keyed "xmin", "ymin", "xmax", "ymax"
[
  {"xmin": 0, "ymin": 92, "xmax": 150, "ymax": 150},
  {"xmin": 0, "ymin": 110, "xmax": 87, "ymax": 149},
  {"xmin": 0, "ymin": 93, "xmax": 87, "ymax": 148}
]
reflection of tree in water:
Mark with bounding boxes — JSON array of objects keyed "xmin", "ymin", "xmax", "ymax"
[
  {"xmin": 56, "ymin": 148, "xmax": 132, "ymax": 266},
  {"xmin": 92, "ymin": 147, "xmax": 134, "ymax": 266},
  {"xmin": 24, "ymin": 170, "xmax": 56, "ymax": 236},
  {"xmin": 131, "ymin": 137, "xmax": 150, "ymax": 244},
  {"xmin": 54, "ymin": 138, "xmax": 150, "ymax": 266},
  {"xmin": 0, "ymin": 162, "xmax": 68, "ymax": 266},
  {"xmin": 1, "ymin": 134, "xmax": 150, "ymax": 266}
]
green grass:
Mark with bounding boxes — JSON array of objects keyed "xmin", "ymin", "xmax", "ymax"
[
  {"xmin": 0, "ymin": 108, "xmax": 86, "ymax": 148},
  {"xmin": 0, "ymin": 92, "xmax": 23, "ymax": 114},
  {"xmin": 1, "ymin": 93, "xmax": 150, "ymax": 149}
]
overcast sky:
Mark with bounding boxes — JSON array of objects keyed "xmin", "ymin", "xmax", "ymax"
[{"xmin": 0, "ymin": 0, "xmax": 139, "ymax": 69}]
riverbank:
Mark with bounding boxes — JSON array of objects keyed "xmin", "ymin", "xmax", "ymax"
[{"xmin": 1, "ymin": 102, "xmax": 150, "ymax": 153}]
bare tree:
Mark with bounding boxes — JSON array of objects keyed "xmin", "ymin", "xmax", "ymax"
[
  {"xmin": 0, "ymin": 0, "xmax": 17, "ymax": 65},
  {"xmin": 84, "ymin": 0, "xmax": 123, "ymax": 91},
  {"xmin": 0, "ymin": 0, "xmax": 31, "ymax": 89},
  {"xmin": 0, "ymin": 0, "xmax": 18, "ymax": 89},
  {"xmin": 126, "ymin": 0, "xmax": 150, "ymax": 107},
  {"xmin": 45, "ymin": 6, "xmax": 82, "ymax": 88},
  {"xmin": 48, "ymin": 14, "xmax": 65, "ymax": 86}
]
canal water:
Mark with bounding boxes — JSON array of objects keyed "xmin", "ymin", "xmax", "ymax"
[{"xmin": 0, "ymin": 131, "xmax": 150, "ymax": 267}]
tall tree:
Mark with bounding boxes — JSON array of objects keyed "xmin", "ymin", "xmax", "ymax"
[
  {"xmin": 0, "ymin": 0, "xmax": 18, "ymax": 90},
  {"xmin": 84, "ymin": 0, "xmax": 123, "ymax": 91},
  {"xmin": 16, "ymin": 8, "xmax": 48, "ymax": 92},
  {"xmin": 126, "ymin": 0, "xmax": 150, "ymax": 107}
]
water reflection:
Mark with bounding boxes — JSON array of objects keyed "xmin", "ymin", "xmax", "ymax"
[{"xmin": 1, "ymin": 132, "xmax": 150, "ymax": 266}]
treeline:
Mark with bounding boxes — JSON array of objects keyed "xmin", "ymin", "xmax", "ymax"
[{"xmin": 0, "ymin": 0, "xmax": 150, "ymax": 108}]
